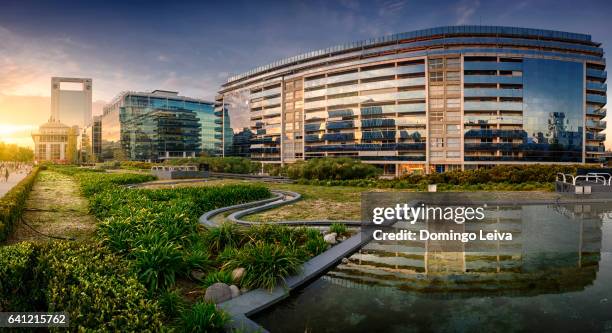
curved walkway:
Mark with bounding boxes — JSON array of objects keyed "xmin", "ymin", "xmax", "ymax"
[{"xmin": 200, "ymin": 190, "xmax": 361, "ymax": 227}]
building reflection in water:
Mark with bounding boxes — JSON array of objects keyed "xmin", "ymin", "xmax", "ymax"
[{"xmin": 328, "ymin": 204, "xmax": 605, "ymax": 296}]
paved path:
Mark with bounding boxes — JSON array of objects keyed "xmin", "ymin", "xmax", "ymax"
[
  {"xmin": 0, "ymin": 170, "xmax": 28, "ymax": 198},
  {"xmin": 6, "ymin": 170, "xmax": 97, "ymax": 243}
]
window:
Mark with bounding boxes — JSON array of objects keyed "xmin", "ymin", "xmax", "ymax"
[
  {"xmin": 429, "ymin": 98, "xmax": 444, "ymax": 109},
  {"xmin": 446, "ymin": 71, "xmax": 460, "ymax": 81},
  {"xmin": 429, "ymin": 86, "xmax": 444, "ymax": 96},
  {"xmin": 447, "ymin": 151, "xmax": 460, "ymax": 158},
  {"xmin": 446, "ymin": 112, "xmax": 460, "ymax": 121},
  {"xmin": 446, "ymin": 99, "xmax": 460, "ymax": 109},
  {"xmin": 446, "ymin": 58, "xmax": 460, "ymax": 68},
  {"xmin": 447, "ymin": 138, "xmax": 460, "ymax": 148},
  {"xmin": 430, "ymin": 138, "xmax": 444, "ymax": 148},
  {"xmin": 429, "ymin": 72, "xmax": 443, "ymax": 82},
  {"xmin": 429, "ymin": 58, "xmax": 443, "ymax": 70},
  {"xmin": 430, "ymin": 151, "xmax": 444, "ymax": 158},
  {"xmin": 430, "ymin": 124, "xmax": 444, "ymax": 134},
  {"xmin": 446, "ymin": 124, "xmax": 460, "ymax": 134},
  {"xmin": 446, "ymin": 85, "xmax": 460, "ymax": 94}
]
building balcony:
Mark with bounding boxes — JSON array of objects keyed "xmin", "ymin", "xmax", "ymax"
[
  {"xmin": 361, "ymin": 119, "xmax": 396, "ymax": 128},
  {"xmin": 464, "ymin": 143, "xmax": 522, "ymax": 151},
  {"xmin": 586, "ymin": 119, "xmax": 606, "ymax": 129},
  {"xmin": 326, "ymin": 120, "xmax": 355, "ymax": 130},
  {"xmin": 586, "ymin": 68, "xmax": 607, "ymax": 80},
  {"xmin": 586, "ymin": 157, "xmax": 606, "ymax": 164},
  {"xmin": 464, "ymin": 129, "xmax": 527, "ymax": 139},
  {"xmin": 586, "ymin": 93, "xmax": 606, "ymax": 105},
  {"xmin": 464, "ymin": 156, "xmax": 521, "ymax": 162},
  {"xmin": 464, "ymin": 88, "xmax": 522, "ymax": 98},
  {"xmin": 304, "ymin": 123, "xmax": 324, "ymax": 131},
  {"xmin": 586, "ymin": 107, "xmax": 606, "ymax": 118},
  {"xmin": 586, "ymin": 132, "xmax": 606, "ymax": 141},
  {"xmin": 464, "ymin": 101, "xmax": 522, "ymax": 111},
  {"xmin": 586, "ymin": 82, "xmax": 607, "ymax": 92},
  {"xmin": 322, "ymin": 133, "xmax": 355, "ymax": 141},
  {"xmin": 585, "ymin": 145, "xmax": 605, "ymax": 153},
  {"xmin": 463, "ymin": 75, "xmax": 523, "ymax": 85},
  {"xmin": 463, "ymin": 62, "xmax": 522, "ymax": 71}
]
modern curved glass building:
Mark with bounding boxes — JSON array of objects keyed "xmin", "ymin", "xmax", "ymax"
[{"xmin": 216, "ymin": 26, "xmax": 607, "ymax": 175}]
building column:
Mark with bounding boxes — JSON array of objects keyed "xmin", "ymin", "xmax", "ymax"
[{"xmin": 60, "ymin": 143, "xmax": 65, "ymax": 160}]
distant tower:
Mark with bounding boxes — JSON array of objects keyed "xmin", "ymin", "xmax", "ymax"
[{"xmin": 51, "ymin": 77, "xmax": 92, "ymax": 128}]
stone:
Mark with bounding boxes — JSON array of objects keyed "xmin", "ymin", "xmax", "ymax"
[
  {"xmin": 341, "ymin": 257, "xmax": 349, "ymax": 264},
  {"xmin": 190, "ymin": 270, "xmax": 206, "ymax": 281},
  {"xmin": 324, "ymin": 232, "xmax": 337, "ymax": 244},
  {"xmin": 230, "ymin": 285, "xmax": 241, "ymax": 298},
  {"xmin": 204, "ymin": 282, "xmax": 232, "ymax": 304},
  {"xmin": 231, "ymin": 267, "xmax": 246, "ymax": 282},
  {"xmin": 240, "ymin": 287, "xmax": 250, "ymax": 294}
]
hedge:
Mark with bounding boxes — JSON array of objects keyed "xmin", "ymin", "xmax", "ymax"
[
  {"xmin": 293, "ymin": 164, "xmax": 582, "ymax": 190},
  {"xmin": 0, "ymin": 166, "xmax": 40, "ymax": 242},
  {"xmin": 271, "ymin": 158, "xmax": 382, "ymax": 180},
  {"xmin": 164, "ymin": 157, "xmax": 259, "ymax": 174},
  {"xmin": 0, "ymin": 241, "xmax": 164, "ymax": 331}
]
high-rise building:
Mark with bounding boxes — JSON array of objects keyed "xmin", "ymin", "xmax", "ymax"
[
  {"xmin": 100, "ymin": 90, "xmax": 218, "ymax": 161},
  {"xmin": 51, "ymin": 77, "xmax": 93, "ymax": 128},
  {"xmin": 83, "ymin": 116, "xmax": 102, "ymax": 162},
  {"xmin": 216, "ymin": 26, "xmax": 607, "ymax": 175}
]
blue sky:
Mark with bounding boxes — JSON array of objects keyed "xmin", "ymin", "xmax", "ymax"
[{"xmin": 0, "ymin": 0, "xmax": 610, "ymax": 147}]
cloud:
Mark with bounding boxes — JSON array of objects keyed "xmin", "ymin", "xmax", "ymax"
[
  {"xmin": 378, "ymin": 0, "xmax": 408, "ymax": 17},
  {"xmin": 455, "ymin": 0, "xmax": 481, "ymax": 25}
]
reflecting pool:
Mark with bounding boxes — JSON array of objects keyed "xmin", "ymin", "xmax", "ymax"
[{"xmin": 253, "ymin": 203, "xmax": 612, "ymax": 332}]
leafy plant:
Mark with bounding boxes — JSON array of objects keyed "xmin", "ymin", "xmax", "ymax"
[
  {"xmin": 205, "ymin": 222, "xmax": 244, "ymax": 253},
  {"xmin": 329, "ymin": 223, "xmax": 348, "ymax": 236},
  {"xmin": 131, "ymin": 231, "xmax": 185, "ymax": 292},
  {"xmin": 179, "ymin": 301, "xmax": 229, "ymax": 333},
  {"xmin": 223, "ymin": 241, "xmax": 303, "ymax": 290},
  {"xmin": 158, "ymin": 288, "xmax": 186, "ymax": 320},
  {"xmin": 202, "ymin": 270, "xmax": 233, "ymax": 287}
]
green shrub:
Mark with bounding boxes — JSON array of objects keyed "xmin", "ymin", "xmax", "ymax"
[
  {"xmin": 0, "ymin": 241, "xmax": 164, "ymax": 332},
  {"xmin": 165, "ymin": 157, "xmax": 259, "ymax": 174},
  {"xmin": 205, "ymin": 222, "xmax": 245, "ymax": 253},
  {"xmin": 0, "ymin": 166, "xmax": 40, "ymax": 242},
  {"xmin": 179, "ymin": 301, "xmax": 228, "ymax": 333},
  {"xmin": 202, "ymin": 270, "xmax": 233, "ymax": 287},
  {"xmin": 222, "ymin": 241, "xmax": 303, "ymax": 290},
  {"xmin": 329, "ymin": 223, "xmax": 348, "ymax": 235},
  {"xmin": 0, "ymin": 242, "xmax": 44, "ymax": 310},
  {"xmin": 285, "ymin": 158, "xmax": 381, "ymax": 180},
  {"xmin": 158, "ymin": 288, "xmax": 186, "ymax": 320},
  {"xmin": 120, "ymin": 161, "xmax": 154, "ymax": 170},
  {"xmin": 131, "ymin": 231, "xmax": 185, "ymax": 292}
]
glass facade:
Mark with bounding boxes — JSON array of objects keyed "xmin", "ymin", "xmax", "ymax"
[
  {"xmin": 522, "ymin": 59, "xmax": 584, "ymax": 162},
  {"xmin": 101, "ymin": 91, "xmax": 218, "ymax": 161},
  {"xmin": 218, "ymin": 25, "xmax": 607, "ymax": 174}
]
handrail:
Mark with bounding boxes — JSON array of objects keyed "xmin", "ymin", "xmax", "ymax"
[
  {"xmin": 556, "ymin": 173, "xmax": 567, "ymax": 183},
  {"xmin": 587, "ymin": 172, "xmax": 612, "ymax": 186},
  {"xmin": 573, "ymin": 175, "xmax": 606, "ymax": 185}
]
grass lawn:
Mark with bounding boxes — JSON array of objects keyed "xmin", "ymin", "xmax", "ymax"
[{"xmin": 6, "ymin": 170, "xmax": 97, "ymax": 243}]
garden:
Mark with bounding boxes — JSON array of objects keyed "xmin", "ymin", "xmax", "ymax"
[{"xmin": 0, "ymin": 166, "xmax": 329, "ymax": 332}]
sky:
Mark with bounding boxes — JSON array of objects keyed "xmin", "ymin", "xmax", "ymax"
[{"xmin": 0, "ymin": 0, "xmax": 610, "ymax": 148}]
